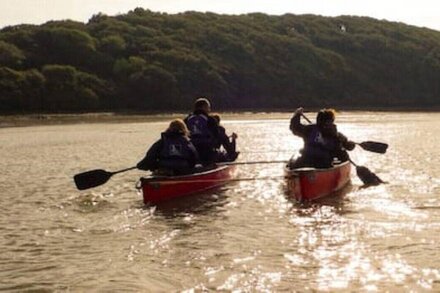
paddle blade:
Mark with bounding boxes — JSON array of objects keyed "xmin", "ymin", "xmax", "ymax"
[
  {"xmin": 358, "ymin": 141, "xmax": 388, "ymax": 154},
  {"xmin": 355, "ymin": 166, "xmax": 384, "ymax": 186},
  {"xmin": 74, "ymin": 169, "xmax": 113, "ymax": 190}
]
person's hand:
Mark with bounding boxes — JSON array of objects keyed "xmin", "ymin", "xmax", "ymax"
[
  {"xmin": 231, "ymin": 132, "xmax": 238, "ymax": 140},
  {"xmin": 346, "ymin": 141, "xmax": 356, "ymax": 151},
  {"xmin": 228, "ymin": 151, "xmax": 240, "ymax": 161},
  {"xmin": 294, "ymin": 107, "xmax": 304, "ymax": 115}
]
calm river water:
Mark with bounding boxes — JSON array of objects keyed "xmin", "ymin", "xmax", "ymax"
[{"xmin": 1, "ymin": 112, "xmax": 439, "ymax": 291}]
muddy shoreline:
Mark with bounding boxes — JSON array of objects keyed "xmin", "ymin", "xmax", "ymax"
[{"xmin": 1, "ymin": 107, "xmax": 438, "ymax": 128}]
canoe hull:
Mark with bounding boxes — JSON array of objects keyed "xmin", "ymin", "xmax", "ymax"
[
  {"xmin": 139, "ymin": 165, "xmax": 236, "ymax": 204},
  {"xmin": 285, "ymin": 161, "xmax": 351, "ymax": 201}
]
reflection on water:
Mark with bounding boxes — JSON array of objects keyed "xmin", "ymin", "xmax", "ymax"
[{"xmin": 0, "ymin": 112, "xmax": 439, "ymax": 291}]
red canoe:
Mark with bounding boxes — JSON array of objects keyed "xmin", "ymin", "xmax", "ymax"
[
  {"xmin": 138, "ymin": 165, "xmax": 236, "ymax": 204},
  {"xmin": 284, "ymin": 161, "xmax": 351, "ymax": 201}
]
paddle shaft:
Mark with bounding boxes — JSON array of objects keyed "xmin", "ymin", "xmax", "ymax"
[
  {"xmin": 347, "ymin": 158, "xmax": 358, "ymax": 167},
  {"xmin": 218, "ymin": 159, "xmax": 288, "ymax": 166},
  {"xmin": 111, "ymin": 166, "xmax": 137, "ymax": 175},
  {"xmin": 301, "ymin": 113, "xmax": 313, "ymax": 124}
]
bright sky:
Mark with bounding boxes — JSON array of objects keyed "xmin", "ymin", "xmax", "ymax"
[{"xmin": 1, "ymin": 0, "xmax": 439, "ymax": 31}]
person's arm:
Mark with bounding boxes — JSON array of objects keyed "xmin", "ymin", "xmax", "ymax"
[
  {"xmin": 136, "ymin": 140, "xmax": 162, "ymax": 170},
  {"xmin": 337, "ymin": 132, "xmax": 355, "ymax": 151},
  {"xmin": 188, "ymin": 142, "xmax": 200, "ymax": 166},
  {"xmin": 207, "ymin": 116, "xmax": 219, "ymax": 137},
  {"xmin": 218, "ymin": 126, "xmax": 236, "ymax": 154},
  {"xmin": 289, "ymin": 107, "xmax": 306, "ymax": 137}
]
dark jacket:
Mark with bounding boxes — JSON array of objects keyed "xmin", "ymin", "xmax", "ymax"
[
  {"xmin": 289, "ymin": 112, "xmax": 355, "ymax": 168},
  {"xmin": 137, "ymin": 131, "xmax": 199, "ymax": 174},
  {"xmin": 184, "ymin": 110, "xmax": 218, "ymax": 141},
  {"xmin": 184, "ymin": 110, "xmax": 219, "ymax": 163},
  {"xmin": 214, "ymin": 125, "xmax": 238, "ymax": 162}
]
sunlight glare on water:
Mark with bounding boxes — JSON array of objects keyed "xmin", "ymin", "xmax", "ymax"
[{"xmin": 0, "ymin": 112, "xmax": 439, "ymax": 291}]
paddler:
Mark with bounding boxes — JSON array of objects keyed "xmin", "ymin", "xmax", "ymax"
[
  {"xmin": 136, "ymin": 119, "xmax": 199, "ymax": 175},
  {"xmin": 211, "ymin": 113, "xmax": 239, "ymax": 162},
  {"xmin": 289, "ymin": 107, "xmax": 355, "ymax": 169},
  {"xmin": 184, "ymin": 97, "xmax": 239, "ymax": 164}
]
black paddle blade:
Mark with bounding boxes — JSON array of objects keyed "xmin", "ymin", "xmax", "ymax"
[
  {"xmin": 74, "ymin": 169, "xmax": 113, "ymax": 190},
  {"xmin": 358, "ymin": 141, "xmax": 388, "ymax": 154},
  {"xmin": 356, "ymin": 166, "xmax": 384, "ymax": 186}
]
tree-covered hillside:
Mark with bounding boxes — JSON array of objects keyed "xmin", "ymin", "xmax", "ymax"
[{"xmin": 1, "ymin": 8, "xmax": 439, "ymax": 113}]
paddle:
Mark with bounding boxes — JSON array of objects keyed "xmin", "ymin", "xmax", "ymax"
[
  {"xmin": 74, "ymin": 166, "xmax": 137, "ymax": 190},
  {"xmin": 74, "ymin": 159, "xmax": 288, "ymax": 191},
  {"xmin": 348, "ymin": 159, "xmax": 384, "ymax": 186},
  {"xmin": 356, "ymin": 141, "xmax": 388, "ymax": 154},
  {"xmin": 218, "ymin": 159, "xmax": 288, "ymax": 166},
  {"xmin": 299, "ymin": 112, "xmax": 385, "ymax": 186},
  {"xmin": 300, "ymin": 113, "xmax": 388, "ymax": 154}
]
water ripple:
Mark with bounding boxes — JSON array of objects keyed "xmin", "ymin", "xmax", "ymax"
[{"xmin": 1, "ymin": 113, "xmax": 440, "ymax": 291}]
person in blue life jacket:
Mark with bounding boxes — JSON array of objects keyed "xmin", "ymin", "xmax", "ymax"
[
  {"xmin": 136, "ymin": 119, "xmax": 199, "ymax": 175},
  {"xmin": 289, "ymin": 107, "xmax": 355, "ymax": 169},
  {"xmin": 211, "ymin": 113, "xmax": 239, "ymax": 162},
  {"xmin": 184, "ymin": 97, "xmax": 238, "ymax": 164}
]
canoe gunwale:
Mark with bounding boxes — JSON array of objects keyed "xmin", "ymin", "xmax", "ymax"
[
  {"xmin": 284, "ymin": 160, "xmax": 351, "ymax": 176},
  {"xmin": 139, "ymin": 164, "xmax": 236, "ymax": 204},
  {"xmin": 284, "ymin": 161, "xmax": 351, "ymax": 201},
  {"xmin": 139, "ymin": 164, "xmax": 232, "ymax": 184}
]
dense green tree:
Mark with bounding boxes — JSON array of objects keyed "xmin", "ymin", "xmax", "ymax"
[
  {"xmin": 21, "ymin": 69, "xmax": 46, "ymax": 111},
  {"xmin": 0, "ymin": 67, "xmax": 25, "ymax": 112},
  {"xmin": 32, "ymin": 27, "xmax": 96, "ymax": 69},
  {"xmin": 0, "ymin": 41, "xmax": 25, "ymax": 68},
  {"xmin": 113, "ymin": 56, "xmax": 146, "ymax": 79},
  {"xmin": 41, "ymin": 64, "xmax": 101, "ymax": 111},
  {"xmin": 0, "ymin": 67, "xmax": 45, "ymax": 112},
  {"xmin": 0, "ymin": 10, "xmax": 439, "ymax": 113},
  {"xmin": 99, "ymin": 35, "xmax": 126, "ymax": 56},
  {"xmin": 126, "ymin": 65, "xmax": 179, "ymax": 109}
]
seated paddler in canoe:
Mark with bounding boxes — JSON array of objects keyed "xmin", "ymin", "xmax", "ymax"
[
  {"xmin": 136, "ymin": 98, "xmax": 239, "ymax": 176},
  {"xmin": 136, "ymin": 119, "xmax": 200, "ymax": 176},
  {"xmin": 288, "ymin": 107, "xmax": 355, "ymax": 169},
  {"xmin": 184, "ymin": 97, "xmax": 239, "ymax": 165},
  {"xmin": 211, "ymin": 113, "xmax": 239, "ymax": 163}
]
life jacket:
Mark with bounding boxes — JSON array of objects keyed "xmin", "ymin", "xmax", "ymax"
[
  {"xmin": 159, "ymin": 132, "xmax": 194, "ymax": 169},
  {"xmin": 185, "ymin": 114, "xmax": 213, "ymax": 145},
  {"xmin": 302, "ymin": 126, "xmax": 339, "ymax": 167},
  {"xmin": 305, "ymin": 126, "xmax": 338, "ymax": 150}
]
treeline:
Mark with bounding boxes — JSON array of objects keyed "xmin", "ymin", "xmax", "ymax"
[{"xmin": 1, "ymin": 9, "xmax": 440, "ymax": 113}]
